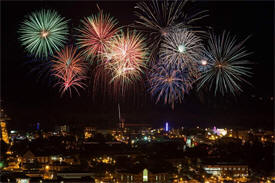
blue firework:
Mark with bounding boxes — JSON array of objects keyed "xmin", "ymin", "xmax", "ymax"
[{"xmin": 148, "ymin": 62, "xmax": 196, "ymax": 109}]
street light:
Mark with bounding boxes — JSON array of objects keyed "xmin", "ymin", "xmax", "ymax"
[{"xmin": 45, "ymin": 165, "xmax": 50, "ymax": 171}]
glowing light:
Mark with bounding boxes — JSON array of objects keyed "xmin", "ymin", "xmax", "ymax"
[
  {"xmin": 160, "ymin": 29, "xmax": 204, "ymax": 71},
  {"xmin": 197, "ymin": 31, "xmax": 252, "ymax": 96},
  {"xmin": 178, "ymin": 44, "xmax": 186, "ymax": 53},
  {"xmin": 134, "ymin": 0, "xmax": 207, "ymax": 62},
  {"xmin": 165, "ymin": 122, "xmax": 169, "ymax": 131},
  {"xmin": 51, "ymin": 46, "xmax": 87, "ymax": 96},
  {"xmin": 1, "ymin": 121, "xmax": 9, "ymax": 144},
  {"xmin": 121, "ymin": 49, "xmax": 126, "ymax": 56},
  {"xmin": 103, "ymin": 29, "xmax": 148, "ymax": 96},
  {"xmin": 143, "ymin": 169, "xmax": 148, "ymax": 182},
  {"xmin": 41, "ymin": 30, "xmax": 49, "ymax": 38},
  {"xmin": 77, "ymin": 9, "xmax": 119, "ymax": 59},
  {"xmin": 18, "ymin": 9, "xmax": 69, "ymax": 58},
  {"xmin": 0, "ymin": 162, "xmax": 4, "ymax": 169},
  {"xmin": 45, "ymin": 165, "xmax": 50, "ymax": 170},
  {"xmin": 16, "ymin": 179, "xmax": 30, "ymax": 183},
  {"xmin": 201, "ymin": 59, "xmax": 207, "ymax": 66},
  {"xmin": 149, "ymin": 63, "xmax": 196, "ymax": 109}
]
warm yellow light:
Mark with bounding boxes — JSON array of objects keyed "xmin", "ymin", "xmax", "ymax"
[
  {"xmin": 45, "ymin": 165, "xmax": 50, "ymax": 170},
  {"xmin": 41, "ymin": 30, "xmax": 49, "ymax": 38}
]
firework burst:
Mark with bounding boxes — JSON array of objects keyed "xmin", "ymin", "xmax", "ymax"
[
  {"xmin": 77, "ymin": 9, "xmax": 119, "ymax": 60},
  {"xmin": 149, "ymin": 62, "xmax": 196, "ymax": 109},
  {"xmin": 52, "ymin": 46, "xmax": 87, "ymax": 96},
  {"xmin": 103, "ymin": 30, "xmax": 148, "ymax": 95},
  {"xmin": 134, "ymin": 0, "xmax": 207, "ymax": 63},
  {"xmin": 196, "ymin": 31, "xmax": 252, "ymax": 96},
  {"xmin": 159, "ymin": 29, "xmax": 204, "ymax": 71},
  {"xmin": 18, "ymin": 9, "xmax": 69, "ymax": 58}
]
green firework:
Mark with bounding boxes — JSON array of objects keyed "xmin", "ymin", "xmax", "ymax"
[{"xmin": 18, "ymin": 9, "xmax": 69, "ymax": 58}]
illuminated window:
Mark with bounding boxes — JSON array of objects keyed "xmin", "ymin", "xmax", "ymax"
[
  {"xmin": 16, "ymin": 179, "xmax": 30, "ymax": 183},
  {"xmin": 156, "ymin": 176, "xmax": 158, "ymax": 181},
  {"xmin": 143, "ymin": 169, "xmax": 148, "ymax": 182}
]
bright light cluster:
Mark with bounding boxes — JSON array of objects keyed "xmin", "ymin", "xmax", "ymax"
[
  {"xmin": 18, "ymin": 2, "xmax": 252, "ymax": 107},
  {"xmin": 18, "ymin": 9, "xmax": 69, "ymax": 58},
  {"xmin": 77, "ymin": 9, "xmax": 119, "ymax": 59},
  {"xmin": 104, "ymin": 30, "xmax": 148, "ymax": 86},
  {"xmin": 51, "ymin": 46, "xmax": 87, "ymax": 96}
]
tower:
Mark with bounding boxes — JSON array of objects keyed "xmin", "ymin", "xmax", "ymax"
[
  {"xmin": 118, "ymin": 104, "xmax": 125, "ymax": 129},
  {"xmin": 165, "ymin": 122, "xmax": 169, "ymax": 132},
  {"xmin": 0, "ymin": 108, "xmax": 10, "ymax": 144}
]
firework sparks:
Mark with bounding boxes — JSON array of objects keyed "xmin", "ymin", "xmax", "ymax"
[
  {"xmin": 77, "ymin": 9, "xmax": 119, "ymax": 60},
  {"xmin": 159, "ymin": 29, "xmax": 204, "ymax": 71},
  {"xmin": 134, "ymin": 0, "xmax": 207, "ymax": 63},
  {"xmin": 104, "ymin": 30, "xmax": 148, "ymax": 91},
  {"xmin": 196, "ymin": 31, "xmax": 252, "ymax": 96},
  {"xmin": 18, "ymin": 9, "xmax": 69, "ymax": 58},
  {"xmin": 149, "ymin": 62, "xmax": 196, "ymax": 109},
  {"xmin": 52, "ymin": 46, "xmax": 87, "ymax": 96}
]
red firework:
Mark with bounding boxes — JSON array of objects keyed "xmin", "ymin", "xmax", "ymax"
[
  {"xmin": 52, "ymin": 46, "xmax": 87, "ymax": 96},
  {"xmin": 77, "ymin": 9, "xmax": 119, "ymax": 59}
]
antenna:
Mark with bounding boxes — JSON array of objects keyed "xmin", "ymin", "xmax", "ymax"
[{"xmin": 118, "ymin": 103, "xmax": 121, "ymax": 121}]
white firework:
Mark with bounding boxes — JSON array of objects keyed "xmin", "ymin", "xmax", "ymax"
[{"xmin": 159, "ymin": 29, "xmax": 204, "ymax": 70}]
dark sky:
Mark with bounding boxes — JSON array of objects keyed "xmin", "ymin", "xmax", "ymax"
[{"xmin": 1, "ymin": 1, "xmax": 274, "ymax": 130}]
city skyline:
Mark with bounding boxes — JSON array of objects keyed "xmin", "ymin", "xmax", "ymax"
[{"xmin": 0, "ymin": 1, "xmax": 274, "ymax": 182}]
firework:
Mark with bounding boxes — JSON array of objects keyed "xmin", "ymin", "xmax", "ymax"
[
  {"xmin": 77, "ymin": 9, "xmax": 119, "ymax": 60},
  {"xmin": 149, "ymin": 62, "xmax": 196, "ymax": 109},
  {"xmin": 159, "ymin": 29, "xmax": 204, "ymax": 71},
  {"xmin": 196, "ymin": 31, "xmax": 252, "ymax": 96},
  {"xmin": 52, "ymin": 46, "xmax": 87, "ymax": 96},
  {"xmin": 134, "ymin": 0, "xmax": 207, "ymax": 62},
  {"xmin": 103, "ymin": 30, "xmax": 148, "ymax": 95},
  {"xmin": 18, "ymin": 9, "xmax": 69, "ymax": 58}
]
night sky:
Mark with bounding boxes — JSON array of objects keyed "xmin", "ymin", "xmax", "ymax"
[{"xmin": 1, "ymin": 1, "xmax": 274, "ymax": 130}]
